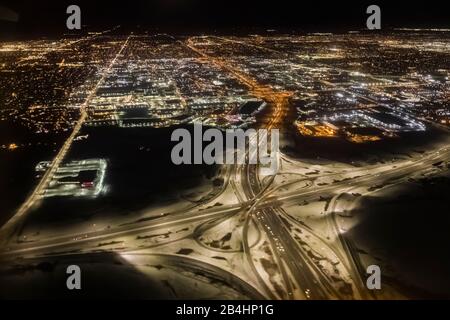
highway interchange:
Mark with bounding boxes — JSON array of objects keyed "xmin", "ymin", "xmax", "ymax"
[{"xmin": 1, "ymin": 32, "xmax": 449, "ymax": 300}]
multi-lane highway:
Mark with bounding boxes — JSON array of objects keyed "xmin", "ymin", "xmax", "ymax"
[
  {"xmin": 0, "ymin": 34, "xmax": 132, "ymax": 245},
  {"xmin": 1, "ymin": 34, "xmax": 449, "ymax": 300},
  {"xmin": 1, "ymin": 142, "xmax": 449, "ymax": 299}
]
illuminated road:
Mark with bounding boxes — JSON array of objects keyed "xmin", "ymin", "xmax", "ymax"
[
  {"xmin": 17, "ymin": 27, "xmax": 119, "ymax": 64},
  {"xmin": 0, "ymin": 34, "xmax": 132, "ymax": 244},
  {"xmin": 1, "ymin": 142, "xmax": 449, "ymax": 301},
  {"xmin": 208, "ymin": 36, "xmax": 350, "ymax": 299},
  {"xmin": 184, "ymin": 36, "xmax": 450, "ymax": 299},
  {"xmin": 1, "ymin": 34, "xmax": 449, "ymax": 300},
  {"xmin": 184, "ymin": 36, "xmax": 310, "ymax": 298}
]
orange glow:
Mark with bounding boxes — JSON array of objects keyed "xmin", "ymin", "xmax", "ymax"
[
  {"xmin": 8, "ymin": 143, "xmax": 18, "ymax": 151},
  {"xmin": 185, "ymin": 38, "xmax": 292, "ymax": 130},
  {"xmin": 296, "ymin": 121, "xmax": 338, "ymax": 137},
  {"xmin": 345, "ymin": 133, "xmax": 381, "ymax": 143}
]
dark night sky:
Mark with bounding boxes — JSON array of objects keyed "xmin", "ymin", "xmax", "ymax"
[{"xmin": 0, "ymin": 0, "xmax": 449, "ymax": 36}]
